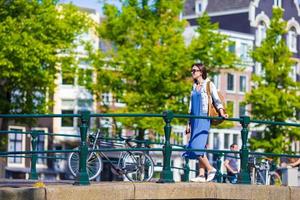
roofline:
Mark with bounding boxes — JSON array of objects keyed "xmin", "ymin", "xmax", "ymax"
[
  {"xmin": 219, "ymin": 29, "xmax": 254, "ymax": 40},
  {"xmin": 186, "ymin": 25, "xmax": 254, "ymax": 40},
  {"xmin": 183, "ymin": 8, "xmax": 249, "ymax": 20}
]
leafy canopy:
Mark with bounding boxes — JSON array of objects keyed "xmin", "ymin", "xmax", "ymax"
[
  {"xmin": 0, "ymin": 0, "xmax": 90, "ymax": 115},
  {"xmin": 246, "ymin": 8, "xmax": 300, "ymax": 153},
  {"xmin": 94, "ymin": 0, "xmax": 191, "ymax": 133}
]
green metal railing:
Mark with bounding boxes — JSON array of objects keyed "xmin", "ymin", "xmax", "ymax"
[{"xmin": 1, "ymin": 111, "xmax": 300, "ymax": 186}]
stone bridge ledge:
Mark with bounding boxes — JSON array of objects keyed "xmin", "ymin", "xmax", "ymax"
[{"xmin": 1, "ymin": 182, "xmax": 300, "ymax": 200}]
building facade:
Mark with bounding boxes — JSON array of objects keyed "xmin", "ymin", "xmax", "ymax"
[{"xmin": 183, "ymin": 0, "xmax": 300, "ymax": 159}]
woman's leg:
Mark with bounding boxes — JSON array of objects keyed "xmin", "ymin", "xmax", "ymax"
[
  {"xmin": 191, "ymin": 157, "xmax": 207, "ymax": 182},
  {"xmin": 199, "ymin": 159, "xmax": 205, "ymax": 176},
  {"xmin": 199, "ymin": 155, "xmax": 213, "ymax": 171},
  {"xmin": 199, "ymin": 155, "xmax": 216, "ymax": 182}
]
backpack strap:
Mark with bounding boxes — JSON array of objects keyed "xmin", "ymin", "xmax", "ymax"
[{"xmin": 206, "ymin": 81, "xmax": 212, "ymax": 115}]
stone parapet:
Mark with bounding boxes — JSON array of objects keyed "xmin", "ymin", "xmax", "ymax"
[{"xmin": 0, "ymin": 182, "xmax": 299, "ymax": 200}]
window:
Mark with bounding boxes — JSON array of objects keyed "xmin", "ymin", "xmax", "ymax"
[
  {"xmin": 239, "ymin": 76, "xmax": 246, "ymax": 92},
  {"xmin": 240, "ymin": 43, "xmax": 249, "ymax": 61},
  {"xmin": 290, "ymin": 65, "xmax": 297, "ymax": 81},
  {"xmin": 8, "ymin": 129, "xmax": 23, "ymax": 164},
  {"xmin": 288, "ymin": 27, "xmax": 297, "ymax": 52},
  {"xmin": 37, "ymin": 134, "xmax": 46, "ymax": 164},
  {"xmin": 78, "ymin": 99, "xmax": 93, "ymax": 110},
  {"xmin": 195, "ymin": 0, "xmax": 202, "ymax": 14},
  {"xmin": 31, "ymin": 129, "xmax": 48, "ymax": 166},
  {"xmin": 227, "ymin": 73, "xmax": 234, "ymax": 91},
  {"xmin": 233, "ymin": 134, "xmax": 238, "ymax": 145},
  {"xmin": 61, "ymin": 110, "xmax": 74, "ymax": 127},
  {"xmin": 78, "ymin": 68, "xmax": 93, "ymax": 86},
  {"xmin": 239, "ymin": 103, "xmax": 246, "ymax": 116},
  {"xmin": 212, "ymin": 74, "xmax": 220, "ymax": 90},
  {"xmin": 62, "ymin": 68, "xmax": 75, "ymax": 85},
  {"xmin": 256, "ymin": 21, "xmax": 267, "ymax": 46},
  {"xmin": 7, "ymin": 126, "xmax": 26, "ymax": 167},
  {"xmin": 61, "ymin": 99, "xmax": 75, "ymax": 127},
  {"xmin": 254, "ymin": 62, "xmax": 265, "ymax": 76},
  {"xmin": 224, "ymin": 134, "xmax": 230, "ymax": 149},
  {"xmin": 102, "ymin": 92, "xmax": 112, "ymax": 105},
  {"xmin": 197, "ymin": 3, "xmax": 202, "ymax": 13},
  {"xmin": 228, "ymin": 42, "xmax": 236, "ymax": 53},
  {"xmin": 274, "ymin": 0, "xmax": 282, "ymax": 7},
  {"xmin": 226, "ymin": 101, "xmax": 234, "ymax": 117},
  {"xmin": 213, "ymin": 132, "xmax": 219, "ymax": 149}
]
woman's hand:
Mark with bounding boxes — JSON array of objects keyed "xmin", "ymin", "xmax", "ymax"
[
  {"xmin": 185, "ymin": 125, "xmax": 191, "ymax": 135},
  {"xmin": 219, "ymin": 109, "xmax": 228, "ymax": 118}
]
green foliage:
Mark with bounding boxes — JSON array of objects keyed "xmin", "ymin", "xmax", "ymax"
[
  {"xmin": 189, "ymin": 13, "xmax": 237, "ymax": 73},
  {"xmin": 246, "ymin": 8, "xmax": 300, "ymax": 153},
  {"xmin": 93, "ymin": 0, "xmax": 191, "ymax": 134},
  {"xmin": 0, "ymin": 0, "xmax": 90, "ymax": 149},
  {"xmin": 0, "ymin": 0, "xmax": 89, "ymax": 114}
]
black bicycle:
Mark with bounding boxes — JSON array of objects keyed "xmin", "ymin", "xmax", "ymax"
[
  {"xmin": 68, "ymin": 129, "xmax": 154, "ymax": 182},
  {"xmin": 249, "ymin": 157, "xmax": 281, "ymax": 185}
]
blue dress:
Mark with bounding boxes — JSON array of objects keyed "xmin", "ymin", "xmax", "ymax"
[{"xmin": 183, "ymin": 87, "xmax": 211, "ymax": 159}]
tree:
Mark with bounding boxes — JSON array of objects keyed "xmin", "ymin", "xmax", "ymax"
[
  {"xmin": 189, "ymin": 12, "xmax": 237, "ymax": 73},
  {"xmin": 0, "ymin": 0, "xmax": 90, "ymax": 149},
  {"xmin": 245, "ymin": 8, "xmax": 300, "ymax": 153},
  {"xmin": 189, "ymin": 12, "xmax": 237, "ymax": 128},
  {"xmin": 92, "ymin": 0, "xmax": 191, "ymax": 139}
]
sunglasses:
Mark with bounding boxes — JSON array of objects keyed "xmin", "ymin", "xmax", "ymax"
[{"xmin": 191, "ymin": 69, "xmax": 201, "ymax": 74}]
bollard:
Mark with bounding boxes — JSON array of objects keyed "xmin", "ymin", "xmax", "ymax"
[
  {"xmin": 238, "ymin": 115, "xmax": 251, "ymax": 184},
  {"xmin": 158, "ymin": 110, "xmax": 174, "ymax": 183},
  {"xmin": 216, "ymin": 153, "xmax": 223, "ymax": 183},
  {"xmin": 183, "ymin": 157, "xmax": 190, "ymax": 182},
  {"xmin": 30, "ymin": 130, "xmax": 39, "ymax": 180},
  {"xmin": 74, "ymin": 110, "xmax": 90, "ymax": 185}
]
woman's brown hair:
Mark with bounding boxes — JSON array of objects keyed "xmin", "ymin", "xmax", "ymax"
[{"xmin": 191, "ymin": 63, "xmax": 207, "ymax": 80}]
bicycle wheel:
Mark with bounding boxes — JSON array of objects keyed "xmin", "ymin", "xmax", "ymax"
[
  {"xmin": 68, "ymin": 151, "xmax": 103, "ymax": 181},
  {"xmin": 122, "ymin": 151, "xmax": 154, "ymax": 182},
  {"xmin": 270, "ymin": 172, "xmax": 282, "ymax": 185}
]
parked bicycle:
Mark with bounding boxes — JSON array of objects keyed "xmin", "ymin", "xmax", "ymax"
[
  {"xmin": 249, "ymin": 156, "xmax": 281, "ymax": 185},
  {"xmin": 68, "ymin": 129, "xmax": 154, "ymax": 182}
]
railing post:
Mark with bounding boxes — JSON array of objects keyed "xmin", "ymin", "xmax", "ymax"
[
  {"xmin": 74, "ymin": 110, "xmax": 90, "ymax": 185},
  {"xmin": 158, "ymin": 110, "xmax": 174, "ymax": 183},
  {"xmin": 238, "ymin": 115, "xmax": 251, "ymax": 184},
  {"xmin": 30, "ymin": 130, "xmax": 39, "ymax": 180},
  {"xmin": 183, "ymin": 157, "xmax": 190, "ymax": 182},
  {"xmin": 216, "ymin": 153, "xmax": 223, "ymax": 183}
]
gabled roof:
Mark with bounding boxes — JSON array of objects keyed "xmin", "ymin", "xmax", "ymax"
[{"xmin": 184, "ymin": 0, "xmax": 250, "ymax": 16}]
